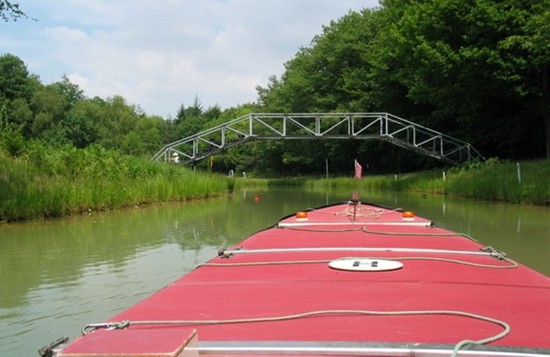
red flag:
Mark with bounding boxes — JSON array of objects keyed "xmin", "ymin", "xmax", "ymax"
[{"xmin": 354, "ymin": 159, "xmax": 362, "ymax": 179}]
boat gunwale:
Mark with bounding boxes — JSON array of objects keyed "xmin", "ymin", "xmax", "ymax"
[{"xmin": 197, "ymin": 341, "xmax": 550, "ymax": 357}]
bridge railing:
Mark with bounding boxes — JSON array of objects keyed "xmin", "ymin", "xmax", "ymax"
[{"xmin": 152, "ymin": 113, "xmax": 484, "ymax": 165}]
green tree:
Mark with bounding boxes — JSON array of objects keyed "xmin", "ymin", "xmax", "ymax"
[
  {"xmin": 257, "ymin": 0, "xmax": 548, "ymax": 169},
  {"xmin": 375, "ymin": 0, "xmax": 548, "ymax": 159},
  {"xmin": 189, "ymin": 95, "xmax": 203, "ymax": 117},
  {"xmin": 64, "ymin": 99, "xmax": 103, "ymax": 148},
  {"xmin": 0, "ymin": 53, "xmax": 34, "ymax": 101},
  {"xmin": 174, "ymin": 103, "xmax": 186, "ymax": 124},
  {"xmin": 171, "ymin": 96, "xmax": 208, "ymax": 139},
  {"xmin": 120, "ymin": 115, "xmax": 165, "ymax": 155},
  {"xmin": 51, "ymin": 75, "xmax": 86, "ymax": 110},
  {"xmin": 98, "ymin": 96, "xmax": 139, "ymax": 149},
  {"xmin": 175, "ymin": 114, "xmax": 205, "ymax": 138},
  {"xmin": 253, "ymin": 10, "xmax": 387, "ymax": 174},
  {"xmin": 256, "ymin": 75, "xmax": 287, "ymax": 112},
  {"xmin": 495, "ymin": 0, "xmax": 550, "ymax": 158},
  {"xmin": 7, "ymin": 97, "xmax": 33, "ymax": 135},
  {"xmin": 30, "ymin": 85, "xmax": 67, "ymax": 140},
  {"xmin": 203, "ymin": 104, "xmax": 222, "ymax": 121},
  {"xmin": 257, "ymin": 10, "xmax": 381, "ymax": 113}
]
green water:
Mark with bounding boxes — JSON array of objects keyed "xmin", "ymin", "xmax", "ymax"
[{"xmin": 1, "ymin": 189, "xmax": 549, "ymax": 356}]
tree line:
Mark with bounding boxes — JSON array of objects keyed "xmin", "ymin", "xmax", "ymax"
[
  {"xmin": 1, "ymin": 0, "xmax": 548, "ymax": 177},
  {"xmin": 255, "ymin": 0, "xmax": 548, "ymax": 173},
  {"xmin": 0, "ymin": 53, "xmax": 247, "ymax": 156}
]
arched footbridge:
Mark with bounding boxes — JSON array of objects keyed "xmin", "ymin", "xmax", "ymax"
[{"xmin": 152, "ymin": 112, "xmax": 484, "ymax": 166}]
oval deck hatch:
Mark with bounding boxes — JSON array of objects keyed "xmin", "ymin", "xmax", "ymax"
[{"xmin": 329, "ymin": 258, "xmax": 403, "ymax": 272}]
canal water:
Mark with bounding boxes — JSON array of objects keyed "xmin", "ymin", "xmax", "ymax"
[{"xmin": 1, "ymin": 189, "xmax": 549, "ymax": 356}]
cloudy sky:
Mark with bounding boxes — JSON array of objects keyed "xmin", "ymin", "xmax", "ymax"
[{"xmin": 2, "ymin": 1, "xmax": 379, "ymax": 117}]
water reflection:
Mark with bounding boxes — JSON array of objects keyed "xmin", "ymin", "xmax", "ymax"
[{"xmin": 0, "ymin": 189, "xmax": 548, "ymax": 357}]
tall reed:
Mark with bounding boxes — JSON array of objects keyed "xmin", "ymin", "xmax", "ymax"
[
  {"xmin": 297, "ymin": 159, "xmax": 549, "ymax": 205},
  {"xmin": 0, "ymin": 143, "xmax": 230, "ymax": 222},
  {"xmin": 445, "ymin": 159, "xmax": 550, "ymax": 204}
]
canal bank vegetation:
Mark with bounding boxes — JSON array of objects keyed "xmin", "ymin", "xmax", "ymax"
[
  {"xmin": 1, "ymin": 132, "xmax": 547, "ymax": 223},
  {"xmin": 0, "ymin": 138, "xmax": 230, "ymax": 222},
  {"xmin": 290, "ymin": 159, "xmax": 550, "ymax": 206}
]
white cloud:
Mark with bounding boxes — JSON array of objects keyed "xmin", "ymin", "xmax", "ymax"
[
  {"xmin": 4, "ymin": 0, "xmax": 379, "ymax": 117},
  {"xmin": 66, "ymin": 73, "xmax": 89, "ymax": 90}
]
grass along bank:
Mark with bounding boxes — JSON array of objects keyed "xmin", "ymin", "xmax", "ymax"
[
  {"xmin": 2, "ymin": 138, "xmax": 547, "ymax": 222},
  {"xmin": 0, "ymin": 143, "xmax": 231, "ymax": 222},
  {"xmin": 290, "ymin": 159, "xmax": 550, "ymax": 206}
]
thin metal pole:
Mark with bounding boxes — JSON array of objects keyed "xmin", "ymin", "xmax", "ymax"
[{"xmin": 222, "ymin": 247, "xmax": 500, "ymax": 257}]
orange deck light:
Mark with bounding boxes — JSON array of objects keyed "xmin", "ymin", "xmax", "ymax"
[
  {"xmin": 296, "ymin": 211, "xmax": 308, "ymax": 221},
  {"xmin": 402, "ymin": 211, "xmax": 416, "ymax": 221}
]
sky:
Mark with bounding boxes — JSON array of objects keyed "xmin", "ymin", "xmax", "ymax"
[{"xmin": 2, "ymin": 0, "xmax": 379, "ymax": 118}]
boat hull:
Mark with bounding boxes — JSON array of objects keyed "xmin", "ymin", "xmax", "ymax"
[{"xmin": 56, "ymin": 202, "xmax": 550, "ymax": 357}]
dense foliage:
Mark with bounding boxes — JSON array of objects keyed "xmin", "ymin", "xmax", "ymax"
[
  {"xmin": 1, "ymin": 0, "xmax": 548, "ymax": 179},
  {"xmin": 258, "ymin": 0, "xmax": 549, "ymax": 170}
]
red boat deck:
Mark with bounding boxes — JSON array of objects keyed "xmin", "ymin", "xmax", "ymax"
[{"xmin": 58, "ymin": 203, "xmax": 550, "ymax": 357}]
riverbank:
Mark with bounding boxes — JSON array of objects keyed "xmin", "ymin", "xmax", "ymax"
[
  {"xmin": 279, "ymin": 158, "xmax": 550, "ymax": 206},
  {"xmin": 0, "ymin": 145, "xmax": 231, "ymax": 222},
  {"xmin": 2, "ymin": 141, "xmax": 548, "ymax": 222}
]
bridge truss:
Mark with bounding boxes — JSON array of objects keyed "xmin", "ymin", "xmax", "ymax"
[{"xmin": 152, "ymin": 113, "xmax": 484, "ymax": 165}]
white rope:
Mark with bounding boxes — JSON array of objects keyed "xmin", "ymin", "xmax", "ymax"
[
  {"xmin": 83, "ymin": 309, "xmax": 510, "ymax": 356},
  {"xmin": 280, "ymin": 224, "xmax": 479, "ymax": 241}
]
